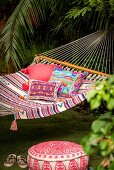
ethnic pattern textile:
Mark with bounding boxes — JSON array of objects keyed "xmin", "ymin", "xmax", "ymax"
[
  {"xmin": 0, "ymin": 71, "xmax": 94, "ymax": 119},
  {"xmin": 27, "ymin": 141, "xmax": 89, "ymax": 170},
  {"xmin": 50, "ymin": 69, "xmax": 84, "ymax": 97},
  {"xmin": 28, "ymin": 80, "xmax": 61, "ymax": 101}
]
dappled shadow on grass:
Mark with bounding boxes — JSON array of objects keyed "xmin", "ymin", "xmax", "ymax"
[{"xmin": 0, "ymin": 109, "xmax": 101, "ymax": 169}]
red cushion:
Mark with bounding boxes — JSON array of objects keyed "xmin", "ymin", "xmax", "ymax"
[{"xmin": 25, "ymin": 64, "xmax": 56, "ymax": 81}]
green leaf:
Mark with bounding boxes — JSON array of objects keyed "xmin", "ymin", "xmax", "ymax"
[
  {"xmin": 83, "ymin": 144, "xmax": 94, "ymax": 154},
  {"xmin": 101, "ymin": 149, "xmax": 110, "ymax": 156},
  {"xmin": 111, "ymin": 133, "xmax": 114, "ymax": 141},
  {"xmin": 99, "ymin": 141, "xmax": 108, "ymax": 150},
  {"xmin": 102, "ymin": 93, "xmax": 110, "ymax": 102},
  {"xmin": 90, "ymin": 98, "xmax": 101, "ymax": 110},
  {"xmin": 104, "ymin": 123, "xmax": 113, "ymax": 134},
  {"xmin": 99, "ymin": 112, "xmax": 112, "ymax": 120},
  {"xmin": 108, "ymin": 75, "xmax": 114, "ymax": 84},
  {"xmin": 65, "ymin": 7, "xmax": 81, "ymax": 19},
  {"xmin": 96, "ymin": 165, "xmax": 105, "ymax": 170},
  {"xmin": 107, "ymin": 98, "xmax": 114, "ymax": 110},
  {"xmin": 66, "ymin": 6, "xmax": 91, "ymax": 19},
  {"xmin": 89, "ymin": 93, "xmax": 102, "ymax": 110},
  {"xmin": 88, "ymin": 134, "xmax": 103, "ymax": 146},
  {"xmin": 109, "ymin": 161, "xmax": 114, "ymax": 170},
  {"xmin": 87, "ymin": 90, "xmax": 97, "ymax": 102},
  {"xmin": 91, "ymin": 120, "xmax": 106, "ymax": 133}
]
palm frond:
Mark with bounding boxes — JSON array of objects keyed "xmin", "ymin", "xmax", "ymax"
[
  {"xmin": 66, "ymin": 6, "xmax": 91, "ymax": 19},
  {"xmin": 64, "ymin": 0, "xmax": 114, "ymax": 34},
  {"xmin": 0, "ymin": 0, "xmax": 47, "ymax": 71}
]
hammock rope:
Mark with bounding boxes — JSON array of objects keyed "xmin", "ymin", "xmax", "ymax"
[{"xmin": 39, "ymin": 31, "xmax": 114, "ymax": 75}]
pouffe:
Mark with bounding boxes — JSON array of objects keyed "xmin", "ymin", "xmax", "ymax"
[{"xmin": 27, "ymin": 141, "xmax": 89, "ymax": 170}]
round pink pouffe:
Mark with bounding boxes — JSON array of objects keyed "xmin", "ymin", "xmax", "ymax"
[{"xmin": 27, "ymin": 141, "xmax": 89, "ymax": 170}]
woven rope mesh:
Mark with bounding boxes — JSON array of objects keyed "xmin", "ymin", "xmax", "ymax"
[{"xmin": 41, "ymin": 31, "xmax": 114, "ymax": 74}]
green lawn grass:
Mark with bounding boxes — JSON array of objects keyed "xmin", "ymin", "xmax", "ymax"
[{"xmin": 0, "ymin": 109, "xmax": 102, "ymax": 169}]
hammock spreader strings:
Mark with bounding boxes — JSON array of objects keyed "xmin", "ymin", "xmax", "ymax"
[
  {"xmin": 41, "ymin": 31, "xmax": 114, "ymax": 74},
  {"xmin": 43, "ymin": 32, "xmax": 102, "ymax": 65}
]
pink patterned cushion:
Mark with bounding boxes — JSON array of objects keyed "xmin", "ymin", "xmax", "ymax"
[
  {"xmin": 28, "ymin": 80, "xmax": 61, "ymax": 101},
  {"xmin": 27, "ymin": 141, "xmax": 89, "ymax": 170}
]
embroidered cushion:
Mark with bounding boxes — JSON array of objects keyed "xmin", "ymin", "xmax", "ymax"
[
  {"xmin": 27, "ymin": 141, "xmax": 89, "ymax": 170},
  {"xmin": 28, "ymin": 80, "xmax": 61, "ymax": 101},
  {"xmin": 21, "ymin": 64, "xmax": 56, "ymax": 82},
  {"xmin": 50, "ymin": 70, "xmax": 87, "ymax": 97}
]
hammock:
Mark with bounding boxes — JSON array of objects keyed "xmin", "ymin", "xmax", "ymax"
[{"xmin": 0, "ymin": 31, "xmax": 112, "ymax": 130}]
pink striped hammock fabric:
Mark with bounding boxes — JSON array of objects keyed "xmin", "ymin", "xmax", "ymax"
[{"xmin": 0, "ymin": 71, "xmax": 94, "ymax": 130}]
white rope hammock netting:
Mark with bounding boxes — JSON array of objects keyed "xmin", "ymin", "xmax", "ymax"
[{"xmin": 40, "ymin": 31, "xmax": 114, "ymax": 75}]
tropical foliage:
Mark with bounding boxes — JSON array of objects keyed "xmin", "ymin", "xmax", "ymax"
[
  {"xmin": 0, "ymin": 0, "xmax": 75, "ymax": 72},
  {"xmin": 82, "ymin": 75, "xmax": 114, "ymax": 170},
  {"xmin": 0, "ymin": 0, "xmax": 48, "ymax": 71},
  {"xmin": 0, "ymin": 0, "xmax": 114, "ymax": 72},
  {"xmin": 66, "ymin": 0, "xmax": 114, "ymax": 31}
]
